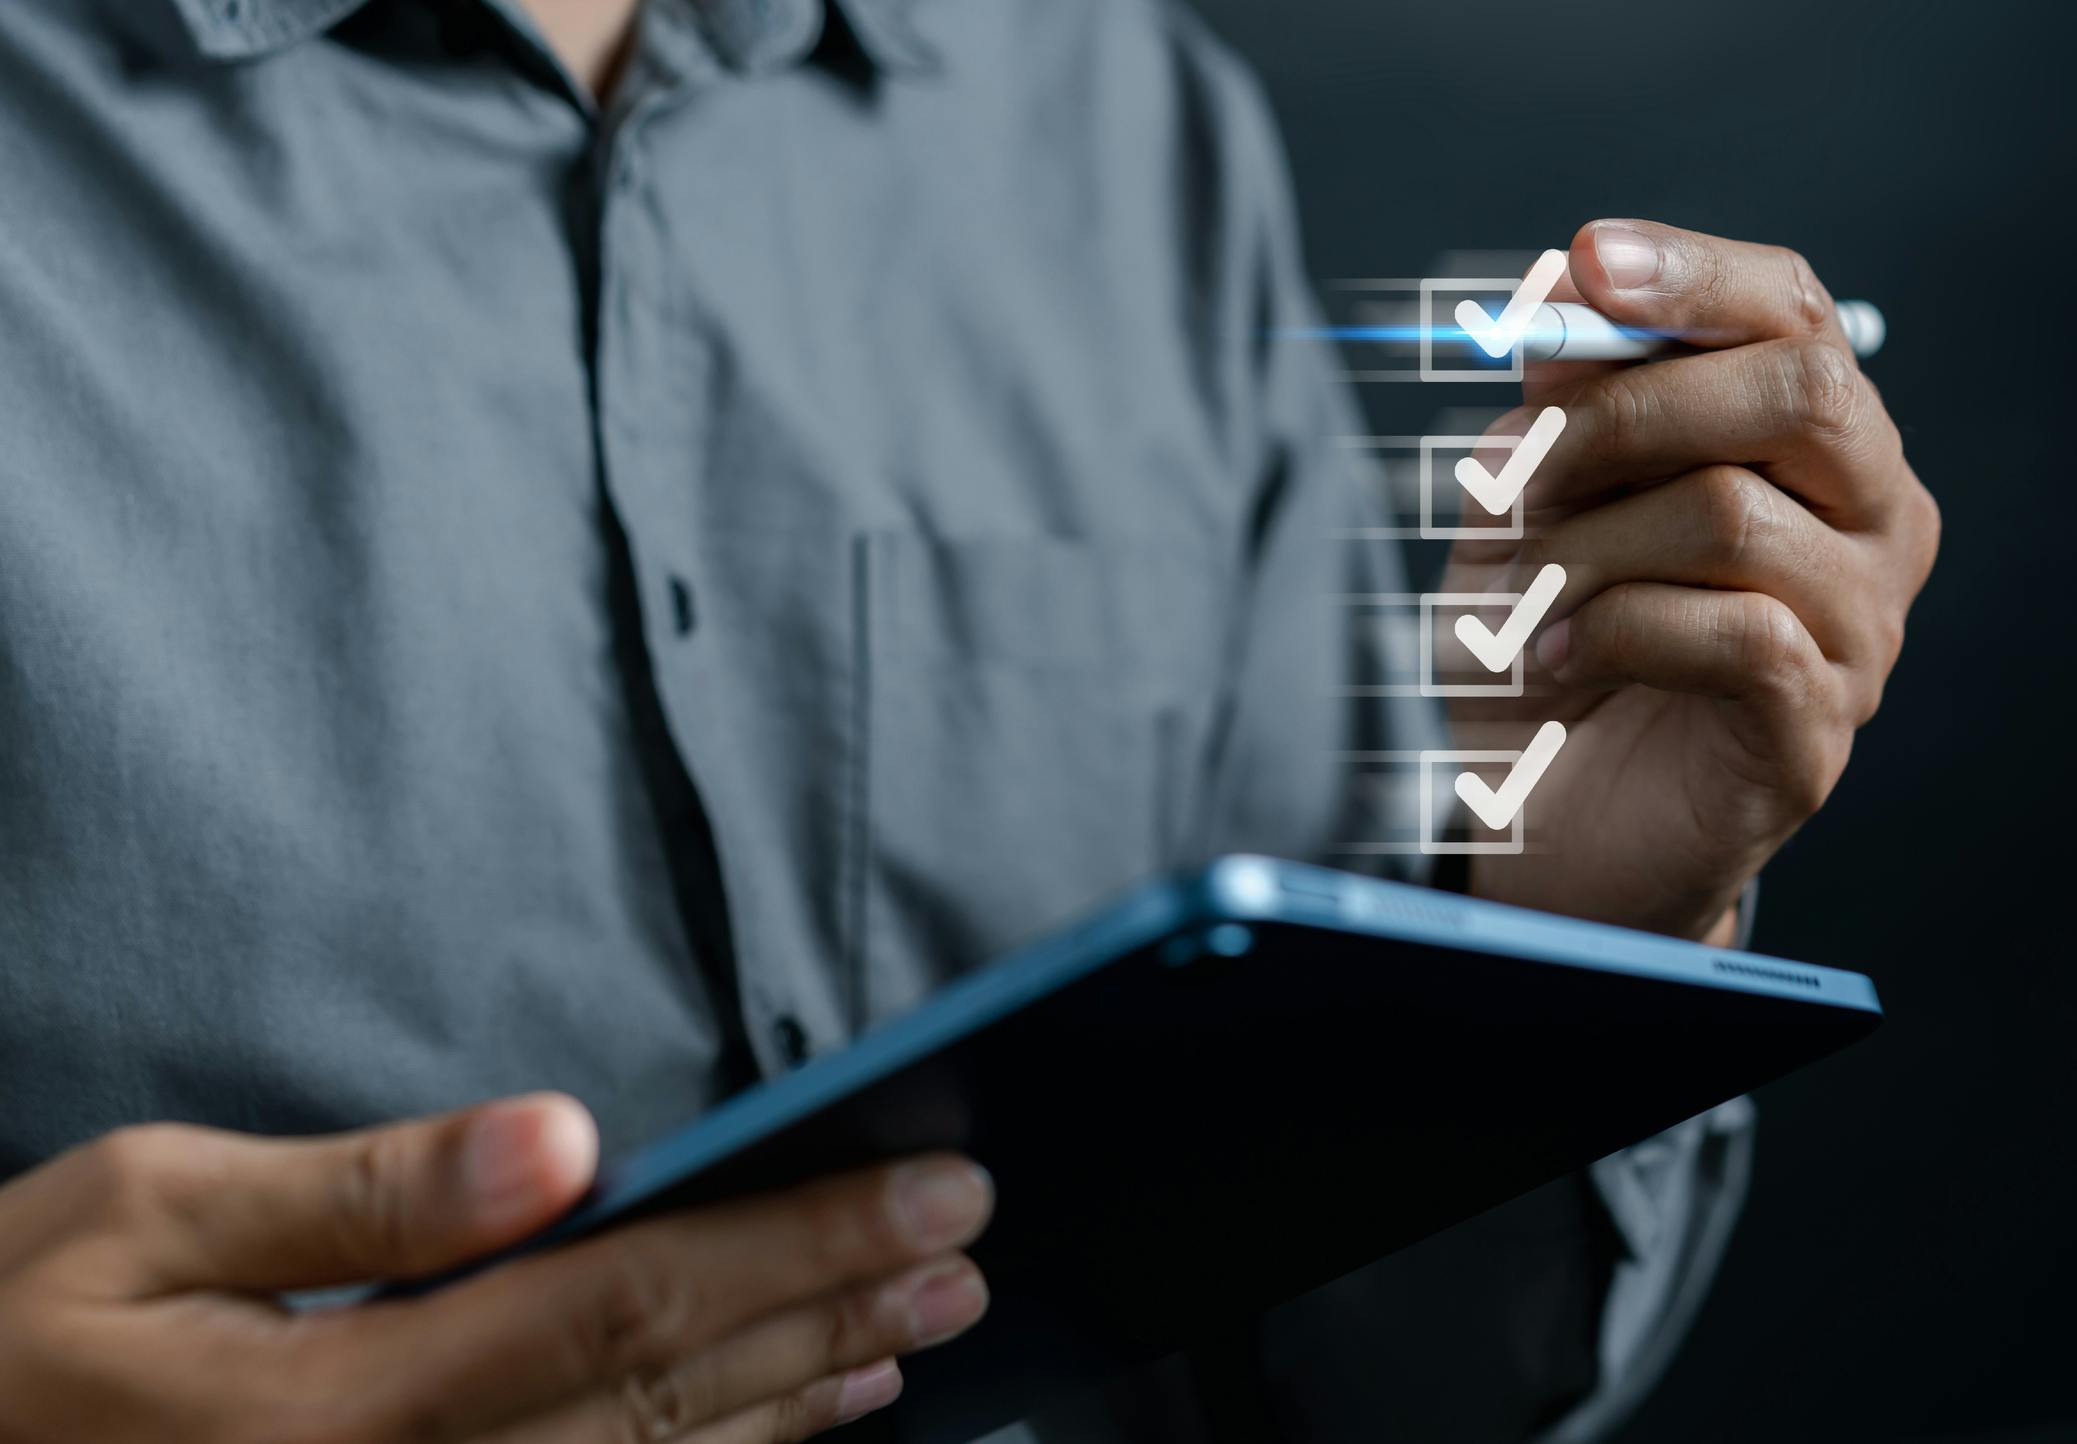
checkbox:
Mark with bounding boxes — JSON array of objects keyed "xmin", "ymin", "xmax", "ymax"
[
  {"xmin": 1419, "ymin": 593, "xmax": 1525, "ymax": 698},
  {"xmin": 1420, "ymin": 435, "xmax": 1524, "ymax": 541},
  {"xmin": 1337, "ymin": 593, "xmax": 1528, "ymax": 700},
  {"xmin": 1420, "ymin": 277, "xmax": 1528, "ymax": 383},
  {"xmin": 1419, "ymin": 749, "xmax": 1525, "ymax": 855}
]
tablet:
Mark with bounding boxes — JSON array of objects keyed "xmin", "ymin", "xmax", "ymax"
[{"xmin": 394, "ymin": 857, "xmax": 1880, "ymax": 1442}]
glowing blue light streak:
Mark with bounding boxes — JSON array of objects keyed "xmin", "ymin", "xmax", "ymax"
[{"xmin": 1276, "ymin": 324, "xmax": 1686, "ymax": 345}]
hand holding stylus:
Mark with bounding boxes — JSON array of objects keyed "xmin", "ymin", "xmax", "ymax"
[{"xmin": 1439, "ymin": 219, "xmax": 1939, "ymax": 942}]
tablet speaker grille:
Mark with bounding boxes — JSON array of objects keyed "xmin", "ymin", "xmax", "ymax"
[
  {"xmin": 1339, "ymin": 885, "xmax": 1466, "ymax": 933},
  {"xmin": 1712, "ymin": 957, "xmax": 1823, "ymax": 990}
]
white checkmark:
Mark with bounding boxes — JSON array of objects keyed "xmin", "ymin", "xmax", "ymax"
[
  {"xmin": 1452, "ymin": 405, "xmax": 1566, "ymax": 516},
  {"xmin": 1454, "ymin": 720, "xmax": 1568, "ymax": 833},
  {"xmin": 1453, "ymin": 564, "xmax": 1567, "ymax": 673},
  {"xmin": 1454, "ymin": 249, "xmax": 1568, "ymax": 359}
]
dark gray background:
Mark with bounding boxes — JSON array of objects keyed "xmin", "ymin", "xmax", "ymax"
[{"xmin": 1183, "ymin": 1, "xmax": 2076, "ymax": 1439}]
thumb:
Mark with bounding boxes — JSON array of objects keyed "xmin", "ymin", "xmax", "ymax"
[
  {"xmin": 126, "ymin": 1092, "xmax": 597, "ymax": 1292},
  {"xmin": 1561, "ymin": 217, "xmax": 1850, "ymax": 355}
]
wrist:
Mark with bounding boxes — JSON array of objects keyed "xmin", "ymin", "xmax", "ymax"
[{"xmin": 1462, "ymin": 853, "xmax": 1753, "ymax": 945}]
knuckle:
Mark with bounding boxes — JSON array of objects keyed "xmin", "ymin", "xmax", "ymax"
[
  {"xmin": 95, "ymin": 1122, "xmax": 188, "ymax": 1176},
  {"xmin": 1827, "ymin": 724, "xmax": 1857, "ymax": 784},
  {"xmin": 1852, "ymin": 665, "xmax": 1890, "ymax": 728},
  {"xmin": 653, "ymin": 1352, "xmax": 726, "ymax": 1432},
  {"xmin": 577, "ymin": 1241, "xmax": 695, "ymax": 1377},
  {"xmin": 1868, "ymin": 393, "xmax": 1908, "ymax": 470},
  {"xmin": 1588, "ymin": 584, "xmax": 1651, "ymax": 672},
  {"xmin": 1784, "ymin": 335, "xmax": 1861, "ymax": 440},
  {"xmin": 1693, "ymin": 467, "xmax": 1775, "ymax": 571},
  {"xmin": 1686, "ymin": 240, "xmax": 1732, "ymax": 319},
  {"xmin": 1728, "ymin": 593, "xmax": 1812, "ymax": 692},
  {"xmin": 768, "ymin": 1384, "xmax": 834, "ymax": 1444},
  {"xmin": 750, "ymin": 1391, "xmax": 808, "ymax": 1444},
  {"xmin": 1779, "ymin": 246, "xmax": 1831, "ymax": 331},
  {"xmin": 1866, "ymin": 609, "xmax": 1906, "ymax": 681},
  {"xmin": 1798, "ymin": 728, "xmax": 1854, "ymax": 817},
  {"xmin": 1584, "ymin": 372, "xmax": 1651, "ymax": 462},
  {"xmin": 85, "ymin": 1124, "xmax": 192, "ymax": 1221},
  {"xmin": 615, "ymin": 1364, "xmax": 693, "ymax": 1444},
  {"xmin": 1910, "ymin": 481, "xmax": 1943, "ymax": 577},
  {"xmin": 819, "ymin": 1278, "xmax": 885, "ymax": 1366},
  {"xmin": 331, "ymin": 1132, "xmax": 411, "ymax": 1270},
  {"xmin": 1782, "ymin": 752, "xmax": 1837, "ymax": 822}
]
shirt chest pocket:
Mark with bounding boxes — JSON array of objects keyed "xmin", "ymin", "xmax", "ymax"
[{"xmin": 855, "ymin": 531, "xmax": 1229, "ymax": 1018}]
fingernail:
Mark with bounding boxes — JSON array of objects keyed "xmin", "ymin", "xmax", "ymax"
[
  {"xmin": 1535, "ymin": 618, "xmax": 1571, "ymax": 672},
  {"xmin": 900, "ymin": 1260, "xmax": 990, "ymax": 1347},
  {"xmin": 462, "ymin": 1097, "xmax": 594, "ymax": 1224},
  {"xmin": 835, "ymin": 1360, "xmax": 904, "ymax": 1424},
  {"xmin": 892, "ymin": 1159, "xmax": 994, "ymax": 1250},
  {"xmin": 1494, "ymin": 407, "xmax": 1533, "ymax": 440},
  {"xmin": 1593, "ymin": 225, "xmax": 1660, "ymax": 290}
]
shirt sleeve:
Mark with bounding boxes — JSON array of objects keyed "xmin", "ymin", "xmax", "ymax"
[{"xmin": 1533, "ymin": 884, "xmax": 1762, "ymax": 1443}]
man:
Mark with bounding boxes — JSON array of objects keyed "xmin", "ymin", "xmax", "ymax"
[{"xmin": 0, "ymin": 0, "xmax": 1936, "ymax": 1439}]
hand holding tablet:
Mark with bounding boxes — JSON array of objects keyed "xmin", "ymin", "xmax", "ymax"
[{"xmin": 365, "ymin": 858, "xmax": 1878, "ymax": 1443}]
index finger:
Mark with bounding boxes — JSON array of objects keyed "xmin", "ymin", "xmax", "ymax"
[
  {"xmin": 333, "ymin": 1154, "xmax": 993, "ymax": 1440},
  {"xmin": 1565, "ymin": 218, "xmax": 1854, "ymax": 356}
]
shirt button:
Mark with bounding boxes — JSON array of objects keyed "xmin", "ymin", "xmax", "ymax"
[
  {"xmin": 668, "ymin": 576, "xmax": 695, "ymax": 636},
  {"xmin": 772, "ymin": 1015, "xmax": 811, "ymax": 1068}
]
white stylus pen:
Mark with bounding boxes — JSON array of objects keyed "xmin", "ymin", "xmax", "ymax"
[{"xmin": 1526, "ymin": 299, "xmax": 1886, "ymax": 361}]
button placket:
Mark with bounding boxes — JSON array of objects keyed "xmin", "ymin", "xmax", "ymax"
[
  {"xmin": 772, "ymin": 1014, "xmax": 812, "ymax": 1068},
  {"xmin": 668, "ymin": 574, "xmax": 696, "ymax": 636},
  {"xmin": 589, "ymin": 93, "xmax": 791, "ymax": 1088},
  {"xmin": 596, "ymin": 120, "xmax": 688, "ymax": 654}
]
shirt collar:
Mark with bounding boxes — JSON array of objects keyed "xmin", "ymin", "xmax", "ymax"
[{"xmin": 167, "ymin": 0, "xmax": 939, "ymax": 76}]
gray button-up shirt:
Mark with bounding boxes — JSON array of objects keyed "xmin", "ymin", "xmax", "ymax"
[{"xmin": 0, "ymin": 0, "xmax": 1751, "ymax": 1438}]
